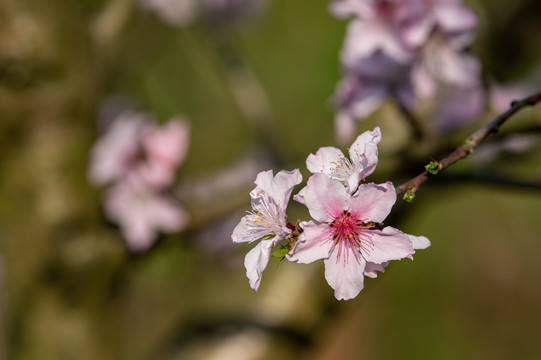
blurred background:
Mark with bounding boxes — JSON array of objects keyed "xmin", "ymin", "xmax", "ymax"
[{"xmin": 1, "ymin": 0, "xmax": 541, "ymax": 359}]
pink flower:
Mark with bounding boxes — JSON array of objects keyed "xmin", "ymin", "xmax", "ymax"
[
  {"xmin": 88, "ymin": 112, "xmax": 190, "ymax": 189},
  {"xmin": 140, "ymin": 0, "xmax": 199, "ymax": 27},
  {"xmin": 104, "ymin": 174, "xmax": 188, "ymax": 252},
  {"xmin": 287, "ymin": 174, "xmax": 429, "ymax": 300},
  {"xmin": 139, "ymin": 117, "xmax": 191, "ymax": 188},
  {"xmin": 89, "ymin": 109, "xmax": 191, "ymax": 251},
  {"xmin": 331, "ymin": 0, "xmax": 425, "ymax": 62},
  {"xmin": 140, "ymin": 0, "xmax": 266, "ymax": 27},
  {"xmin": 411, "ymin": 33, "xmax": 481, "ymax": 99},
  {"xmin": 232, "ymin": 169, "xmax": 302, "ymax": 291},
  {"xmin": 333, "ymin": 51, "xmax": 414, "ymax": 144},
  {"xmin": 304, "ymin": 127, "xmax": 381, "ymax": 195},
  {"xmin": 88, "ymin": 112, "xmax": 146, "ymax": 186}
]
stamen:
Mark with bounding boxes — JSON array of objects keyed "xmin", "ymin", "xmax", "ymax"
[{"xmin": 329, "ymin": 211, "xmax": 375, "ymax": 260}]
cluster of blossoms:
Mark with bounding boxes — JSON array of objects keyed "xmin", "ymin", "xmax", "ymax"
[
  {"xmin": 331, "ymin": 0, "xmax": 484, "ymax": 143},
  {"xmin": 232, "ymin": 127, "xmax": 430, "ymax": 300},
  {"xmin": 88, "ymin": 110, "xmax": 190, "ymax": 251},
  {"xmin": 140, "ymin": 0, "xmax": 267, "ymax": 27}
]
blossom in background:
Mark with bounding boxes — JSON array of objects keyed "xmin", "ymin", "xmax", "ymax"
[
  {"xmin": 88, "ymin": 112, "xmax": 147, "ymax": 186},
  {"xmin": 140, "ymin": 0, "xmax": 199, "ymax": 27},
  {"xmin": 304, "ymin": 127, "xmax": 382, "ymax": 195},
  {"xmin": 89, "ymin": 112, "xmax": 190, "ymax": 189},
  {"xmin": 89, "ymin": 109, "xmax": 190, "ymax": 251},
  {"xmin": 104, "ymin": 174, "xmax": 189, "ymax": 252},
  {"xmin": 140, "ymin": 0, "xmax": 267, "ymax": 27},
  {"xmin": 331, "ymin": 0, "xmax": 484, "ymax": 142},
  {"xmin": 232, "ymin": 169, "xmax": 302, "ymax": 291},
  {"xmin": 287, "ymin": 173, "xmax": 430, "ymax": 300},
  {"xmin": 334, "ymin": 51, "xmax": 414, "ymax": 143}
]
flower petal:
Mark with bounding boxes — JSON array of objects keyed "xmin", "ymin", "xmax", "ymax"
[
  {"xmin": 252, "ymin": 169, "xmax": 302, "ymax": 210},
  {"xmin": 348, "ymin": 126, "xmax": 381, "ymax": 180},
  {"xmin": 287, "ymin": 221, "xmax": 334, "ymax": 264},
  {"xmin": 293, "ymin": 186, "xmax": 307, "ymax": 205},
  {"xmin": 362, "ymin": 227, "xmax": 415, "ymax": 264},
  {"xmin": 303, "ymin": 174, "xmax": 349, "ymax": 222},
  {"xmin": 306, "ymin": 147, "xmax": 346, "ymax": 177},
  {"xmin": 348, "ymin": 182, "xmax": 396, "ymax": 223},
  {"xmin": 271, "ymin": 169, "xmax": 303, "ymax": 208},
  {"xmin": 364, "ymin": 261, "xmax": 389, "ymax": 278},
  {"xmin": 408, "ymin": 234, "xmax": 431, "ymax": 250},
  {"xmin": 244, "ymin": 239, "xmax": 274, "ymax": 291},
  {"xmin": 324, "ymin": 247, "xmax": 366, "ymax": 300}
]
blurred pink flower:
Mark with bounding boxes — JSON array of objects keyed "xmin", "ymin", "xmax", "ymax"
[
  {"xmin": 333, "ymin": 51, "xmax": 414, "ymax": 143},
  {"xmin": 411, "ymin": 33, "xmax": 481, "ymax": 99},
  {"xmin": 304, "ymin": 127, "xmax": 381, "ymax": 194},
  {"xmin": 231, "ymin": 169, "xmax": 302, "ymax": 291},
  {"xmin": 89, "ymin": 112, "xmax": 190, "ymax": 189},
  {"xmin": 287, "ymin": 174, "xmax": 429, "ymax": 300},
  {"xmin": 104, "ymin": 175, "xmax": 188, "ymax": 252},
  {"xmin": 140, "ymin": 0, "xmax": 266, "ymax": 26},
  {"xmin": 139, "ymin": 117, "xmax": 191, "ymax": 188},
  {"xmin": 88, "ymin": 112, "xmax": 146, "ymax": 186},
  {"xmin": 140, "ymin": 0, "xmax": 199, "ymax": 27},
  {"xmin": 89, "ymin": 109, "xmax": 191, "ymax": 251},
  {"xmin": 332, "ymin": 0, "xmax": 483, "ymax": 138}
]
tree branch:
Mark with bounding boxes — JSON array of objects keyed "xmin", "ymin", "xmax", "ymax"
[{"xmin": 395, "ymin": 90, "xmax": 541, "ymax": 197}]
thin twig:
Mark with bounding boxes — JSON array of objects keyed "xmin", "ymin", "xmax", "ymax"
[{"xmin": 395, "ymin": 90, "xmax": 541, "ymax": 196}]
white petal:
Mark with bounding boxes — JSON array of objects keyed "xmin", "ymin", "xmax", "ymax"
[
  {"xmin": 364, "ymin": 261, "xmax": 389, "ymax": 278},
  {"xmin": 408, "ymin": 234, "xmax": 431, "ymax": 250},
  {"xmin": 306, "ymin": 147, "xmax": 346, "ymax": 176},
  {"xmin": 244, "ymin": 240, "xmax": 274, "ymax": 291},
  {"xmin": 348, "ymin": 126, "xmax": 381, "ymax": 180}
]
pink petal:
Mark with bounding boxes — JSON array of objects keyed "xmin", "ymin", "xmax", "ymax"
[
  {"xmin": 362, "ymin": 227, "xmax": 415, "ymax": 264},
  {"xmin": 88, "ymin": 113, "xmax": 144, "ymax": 186},
  {"xmin": 303, "ymin": 174, "xmax": 349, "ymax": 222},
  {"xmin": 324, "ymin": 247, "xmax": 366, "ymax": 300},
  {"xmin": 348, "ymin": 182, "xmax": 396, "ymax": 223},
  {"xmin": 434, "ymin": 3, "xmax": 478, "ymax": 34},
  {"xmin": 286, "ymin": 221, "xmax": 334, "ymax": 264},
  {"xmin": 143, "ymin": 117, "xmax": 190, "ymax": 167},
  {"xmin": 244, "ymin": 239, "xmax": 274, "ymax": 291},
  {"xmin": 412, "ymin": 61, "xmax": 437, "ymax": 99},
  {"xmin": 440, "ymin": 50, "xmax": 481, "ymax": 89},
  {"xmin": 104, "ymin": 174, "xmax": 188, "ymax": 250}
]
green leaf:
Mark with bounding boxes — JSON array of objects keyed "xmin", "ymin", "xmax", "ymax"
[{"xmin": 271, "ymin": 245, "xmax": 291, "ymax": 260}]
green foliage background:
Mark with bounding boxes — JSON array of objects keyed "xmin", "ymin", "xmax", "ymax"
[{"xmin": 1, "ymin": 0, "xmax": 541, "ymax": 359}]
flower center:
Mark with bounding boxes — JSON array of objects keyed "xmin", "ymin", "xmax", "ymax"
[{"xmin": 329, "ymin": 211, "xmax": 379, "ymax": 260}]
